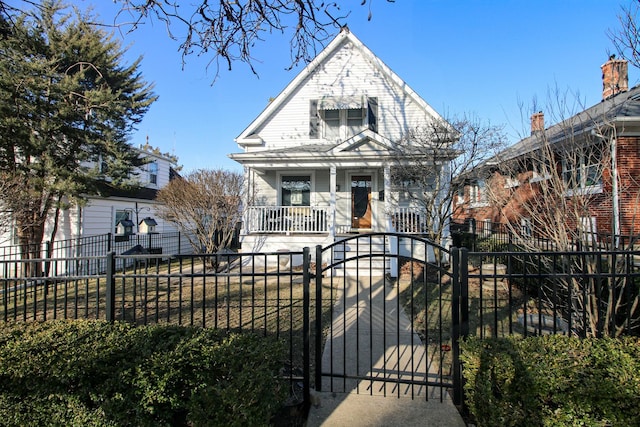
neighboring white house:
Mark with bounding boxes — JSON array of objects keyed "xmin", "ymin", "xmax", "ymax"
[
  {"xmin": 0, "ymin": 146, "xmax": 181, "ymax": 257},
  {"xmin": 229, "ymin": 28, "xmax": 457, "ymax": 261}
]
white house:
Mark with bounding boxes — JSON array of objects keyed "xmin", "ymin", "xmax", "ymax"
[
  {"xmin": 0, "ymin": 147, "xmax": 181, "ymax": 259},
  {"xmin": 230, "ymin": 28, "xmax": 457, "ymax": 260}
]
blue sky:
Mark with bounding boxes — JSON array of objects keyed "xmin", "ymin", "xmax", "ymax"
[{"xmin": 70, "ymin": 0, "xmax": 636, "ymax": 173}]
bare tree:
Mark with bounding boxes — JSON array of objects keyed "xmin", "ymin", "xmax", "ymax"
[
  {"xmin": 390, "ymin": 115, "xmax": 507, "ymax": 246},
  {"xmin": 610, "ymin": 0, "xmax": 640, "ymax": 69},
  {"xmin": 480, "ymin": 90, "xmax": 640, "ymax": 337},
  {"xmin": 156, "ymin": 169, "xmax": 245, "ymax": 266},
  {"xmin": 1, "ymin": 1, "xmax": 395, "ymax": 82}
]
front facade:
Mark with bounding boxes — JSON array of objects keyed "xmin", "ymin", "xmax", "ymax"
[
  {"xmin": 230, "ymin": 28, "xmax": 456, "ymax": 255},
  {"xmin": 453, "ymin": 58, "xmax": 640, "ymax": 245}
]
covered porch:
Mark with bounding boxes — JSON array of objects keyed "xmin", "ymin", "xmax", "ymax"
[
  {"xmin": 229, "ymin": 131, "xmax": 440, "ymax": 251},
  {"xmin": 241, "ymin": 164, "xmax": 428, "ymax": 239}
]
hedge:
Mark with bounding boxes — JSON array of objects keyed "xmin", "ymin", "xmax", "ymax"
[
  {"xmin": 0, "ymin": 320, "xmax": 287, "ymax": 426},
  {"xmin": 460, "ymin": 335, "xmax": 640, "ymax": 426}
]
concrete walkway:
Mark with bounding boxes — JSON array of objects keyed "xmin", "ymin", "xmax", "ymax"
[{"xmin": 307, "ymin": 276, "xmax": 466, "ymax": 426}]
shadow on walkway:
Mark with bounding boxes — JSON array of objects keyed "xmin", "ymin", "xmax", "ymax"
[{"xmin": 307, "ymin": 276, "xmax": 465, "ymax": 427}]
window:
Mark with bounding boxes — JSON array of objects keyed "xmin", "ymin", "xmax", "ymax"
[
  {"xmin": 469, "ymin": 179, "xmax": 487, "ymax": 206},
  {"xmin": 562, "ymin": 151, "xmax": 602, "ymax": 194},
  {"xmin": 281, "ymin": 176, "xmax": 311, "ymax": 206},
  {"xmin": 482, "ymin": 219, "xmax": 492, "ymax": 237},
  {"xmin": 309, "ymin": 97, "xmax": 377, "ymax": 140},
  {"xmin": 504, "ymin": 177, "xmax": 519, "ymax": 188},
  {"xmin": 323, "ymin": 110, "xmax": 341, "ymax": 141},
  {"xmin": 521, "ymin": 218, "xmax": 532, "ymax": 237},
  {"xmin": 320, "ymin": 108, "xmax": 365, "ymax": 141},
  {"xmin": 456, "ymin": 187, "xmax": 465, "ymax": 204},
  {"xmin": 529, "ymin": 157, "xmax": 553, "ymax": 183},
  {"xmin": 148, "ymin": 162, "xmax": 158, "ymax": 185}
]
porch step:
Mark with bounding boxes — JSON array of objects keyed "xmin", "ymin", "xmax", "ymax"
[{"xmin": 331, "ymin": 235, "xmax": 391, "ymax": 277}]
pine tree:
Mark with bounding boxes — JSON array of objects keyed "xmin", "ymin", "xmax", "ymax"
[{"xmin": 0, "ymin": 1, "xmax": 156, "ymax": 269}]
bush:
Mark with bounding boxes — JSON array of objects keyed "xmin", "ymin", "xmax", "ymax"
[
  {"xmin": 0, "ymin": 320, "xmax": 287, "ymax": 426},
  {"xmin": 460, "ymin": 335, "xmax": 640, "ymax": 426}
]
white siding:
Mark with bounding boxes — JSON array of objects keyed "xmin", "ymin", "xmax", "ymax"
[{"xmin": 248, "ymin": 38, "xmax": 436, "ymax": 150}]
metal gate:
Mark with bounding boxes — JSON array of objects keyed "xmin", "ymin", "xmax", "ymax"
[{"xmin": 311, "ymin": 233, "xmax": 466, "ymax": 403}]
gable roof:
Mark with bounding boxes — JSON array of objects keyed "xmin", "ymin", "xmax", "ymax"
[{"xmin": 234, "ymin": 28, "xmax": 445, "ymax": 146}]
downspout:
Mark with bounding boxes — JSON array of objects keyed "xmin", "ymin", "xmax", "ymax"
[{"xmin": 611, "ymin": 136, "xmax": 620, "ymax": 247}]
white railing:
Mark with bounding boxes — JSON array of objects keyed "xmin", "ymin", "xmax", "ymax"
[
  {"xmin": 246, "ymin": 206, "xmax": 329, "ymax": 234},
  {"xmin": 392, "ymin": 207, "xmax": 427, "ymax": 234}
]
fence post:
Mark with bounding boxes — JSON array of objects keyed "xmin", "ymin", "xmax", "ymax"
[
  {"xmin": 314, "ymin": 245, "xmax": 323, "ymax": 392},
  {"xmin": 105, "ymin": 252, "xmax": 116, "ymax": 322},
  {"xmin": 302, "ymin": 247, "xmax": 311, "ymax": 407},
  {"xmin": 451, "ymin": 246, "xmax": 469, "ymax": 407}
]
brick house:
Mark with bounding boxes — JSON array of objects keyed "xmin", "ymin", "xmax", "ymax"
[{"xmin": 453, "ymin": 57, "xmax": 640, "ymax": 245}]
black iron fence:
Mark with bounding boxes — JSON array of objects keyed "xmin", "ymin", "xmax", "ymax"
[
  {"xmin": 1, "ymin": 237, "xmax": 639, "ymax": 411},
  {"xmin": 462, "ymin": 248, "xmax": 640, "ymax": 338},
  {"xmin": 0, "ymin": 232, "xmax": 188, "ymax": 260},
  {"xmin": 451, "ymin": 219, "xmax": 640, "ymax": 251},
  {"xmin": 0, "ymin": 250, "xmax": 313, "ymax": 408}
]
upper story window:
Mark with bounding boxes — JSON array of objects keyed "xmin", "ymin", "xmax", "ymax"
[
  {"xmin": 281, "ymin": 175, "xmax": 311, "ymax": 206},
  {"xmin": 148, "ymin": 161, "xmax": 158, "ymax": 185},
  {"xmin": 310, "ymin": 96, "xmax": 377, "ymax": 141},
  {"xmin": 469, "ymin": 179, "xmax": 488, "ymax": 207},
  {"xmin": 562, "ymin": 150, "xmax": 602, "ymax": 195},
  {"xmin": 456, "ymin": 186, "xmax": 465, "ymax": 205}
]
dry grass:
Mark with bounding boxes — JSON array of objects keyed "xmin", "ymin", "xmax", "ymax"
[{"xmin": 1, "ymin": 258, "xmax": 338, "ymax": 391}]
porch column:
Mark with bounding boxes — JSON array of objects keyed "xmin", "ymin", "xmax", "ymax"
[
  {"xmin": 383, "ymin": 165, "xmax": 392, "ymax": 232},
  {"xmin": 243, "ymin": 167, "xmax": 251, "ymax": 235},
  {"xmin": 329, "ymin": 166, "xmax": 337, "ymax": 240},
  {"xmin": 384, "ymin": 163, "xmax": 398, "ymax": 277}
]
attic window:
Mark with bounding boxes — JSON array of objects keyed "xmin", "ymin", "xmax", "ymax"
[{"xmin": 310, "ymin": 97, "xmax": 377, "ymax": 141}]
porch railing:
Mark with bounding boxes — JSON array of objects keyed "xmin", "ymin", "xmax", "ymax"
[
  {"xmin": 245, "ymin": 206, "xmax": 329, "ymax": 234},
  {"xmin": 392, "ymin": 207, "xmax": 427, "ymax": 234}
]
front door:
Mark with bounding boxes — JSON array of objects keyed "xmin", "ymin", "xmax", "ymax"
[{"xmin": 351, "ymin": 175, "xmax": 372, "ymax": 229}]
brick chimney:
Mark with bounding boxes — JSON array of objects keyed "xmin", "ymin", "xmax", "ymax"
[
  {"xmin": 601, "ymin": 56, "xmax": 628, "ymax": 99},
  {"xmin": 531, "ymin": 112, "xmax": 544, "ymax": 134}
]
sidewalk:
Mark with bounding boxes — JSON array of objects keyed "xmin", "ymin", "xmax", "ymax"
[{"xmin": 306, "ymin": 276, "xmax": 466, "ymax": 426}]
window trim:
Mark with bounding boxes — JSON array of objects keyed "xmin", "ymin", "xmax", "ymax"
[
  {"xmin": 469, "ymin": 179, "xmax": 489, "ymax": 208},
  {"xmin": 562, "ymin": 153, "xmax": 603, "ymax": 196},
  {"xmin": 148, "ymin": 161, "xmax": 158, "ymax": 185},
  {"xmin": 320, "ymin": 108, "xmax": 366, "ymax": 142},
  {"xmin": 277, "ymin": 171, "xmax": 316, "ymax": 207}
]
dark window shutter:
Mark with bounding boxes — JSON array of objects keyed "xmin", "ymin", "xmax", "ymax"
[
  {"xmin": 310, "ymin": 99, "xmax": 320, "ymax": 138},
  {"xmin": 367, "ymin": 97, "xmax": 378, "ymax": 132}
]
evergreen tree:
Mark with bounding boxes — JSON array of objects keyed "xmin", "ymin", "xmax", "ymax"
[{"xmin": 0, "ymin": 1, "xmax": 156, "ymax": 268}]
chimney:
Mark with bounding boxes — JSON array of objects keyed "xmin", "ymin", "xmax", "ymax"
[
  {"xmin": 531, "ymin": 112, "xmax": 544, "ymax": 134},
  {"xmin": 601, "ymin": 56, "xmax": 628, "ymax": 99}
]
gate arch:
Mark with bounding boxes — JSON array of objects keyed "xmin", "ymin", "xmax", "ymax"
[{"xmin": 312, "ymin": 232, "xmax": 464, "ymax": 402}]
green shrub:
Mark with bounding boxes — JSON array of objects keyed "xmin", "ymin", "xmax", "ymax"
[
  {"xmin": 0, "ymin": 320, "xmax": 287, "ymax": 426},
  {"xmin": 461, "ymin": 335, "xmax": 640, "ymax": 426}
]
